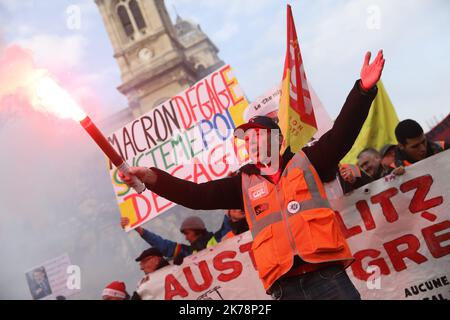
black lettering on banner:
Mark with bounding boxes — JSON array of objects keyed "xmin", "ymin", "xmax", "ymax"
[
  {"xmin": 107, "ymin": 133, "xmax": 125, "ymax": 168},
  {"xmin": 122, "ymin": 126, "xmax": 137, "ymax": 160},
  {"xmin": 404, "ymin": 275, "xmax": 450, "ymax": 298},
  {"xmin": 153, "ymin": 108, "xmax": 168, "ymax": 142},
  {"xmin": 140, "ymin": 116, "xmax": 157, "ymax": 149},
  {"xmin": 164, "ymin": 101, "xmax": 181, "ymax": 136},
  {"xmin": 131, "ymin": 119, "xmax": 146, "ymax": 153}
]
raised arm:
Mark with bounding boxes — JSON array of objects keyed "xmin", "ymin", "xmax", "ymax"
[
  {"xmin": 304, "ymin": 50, "xmax": 385, "ymax": 182},
  {"xmin": 213, "ymin": 214, "xmax": 232, "ymax": 242},
  {"xmin": 140, "ymin": 228, "xmax": 191, "ymax": 259},
  {"xmin": 119, "ymin": 167, "xmax": 244, "ymax": 210}
]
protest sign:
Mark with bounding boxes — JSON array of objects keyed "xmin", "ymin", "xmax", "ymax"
[
  {"xmin": 25, "ymin": 253, "xmax": 79, "ymax": 300},
  {"xmin": 108, "ymin": 65, "xmax": 249, "ymax": 230}
]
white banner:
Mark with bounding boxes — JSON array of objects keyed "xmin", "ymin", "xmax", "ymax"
[
  {"xmin": 332, "ymin": 150, "xmax": 450, "ymax": 300},
  {"xmin": 136, "ymin": 150, "xmax": 450, "ymax": 300},
  {"xmin": 137, "ymin": 231, "xmax": 270, "ymax": 300}
]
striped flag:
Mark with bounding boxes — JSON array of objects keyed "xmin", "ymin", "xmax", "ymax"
[{"xmin": 278, "ymin": 5, "xmax": 318, "ymax": 154}]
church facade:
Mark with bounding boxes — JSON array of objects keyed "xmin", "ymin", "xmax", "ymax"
[{"xmin": 94, "ymin": 0, "xmax": 224, "ymax": 132}]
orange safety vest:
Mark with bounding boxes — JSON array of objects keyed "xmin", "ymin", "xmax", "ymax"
[
  {"xmin": 436, "ymin": 140, "xmax": 446, "ymax": 150},
  {"xmin": 223, "ymin": 231, "xmax": 235, "ymax": 240},
  {"xmin": 242, "ymin": 151, "xmax": 354, "ymax": 290}
]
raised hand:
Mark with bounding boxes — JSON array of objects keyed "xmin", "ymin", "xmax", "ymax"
[{"xmin": 360, "ymin": 50, "xmax": 385, "ymax": 91}]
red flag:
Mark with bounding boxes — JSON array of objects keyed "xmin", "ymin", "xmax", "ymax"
[{"xmin": 278, "ymin": 5, "xmax": 318, "ymax": 153}]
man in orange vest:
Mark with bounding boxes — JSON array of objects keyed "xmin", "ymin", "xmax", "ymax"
[{"xmin": 119, "ymin": 50, "xmax": 385, "ymax": 300}]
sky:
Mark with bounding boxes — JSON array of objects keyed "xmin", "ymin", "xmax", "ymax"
[
  {"xmin": 1, "ymin": 0, "xmax": 449, "ymax": 126},
  {"xmin": 0, "ymin": 0, "xmax": 449, "ymax": 299}
]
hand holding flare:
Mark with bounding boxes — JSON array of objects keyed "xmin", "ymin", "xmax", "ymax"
[{"xmin": 118, "ymin": 167, "xmax": 156, "ymax": 188}]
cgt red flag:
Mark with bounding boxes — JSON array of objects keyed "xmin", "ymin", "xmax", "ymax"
[{"xmin": 278, "ymin": 5, "xmax": 318, "ymax": 153}]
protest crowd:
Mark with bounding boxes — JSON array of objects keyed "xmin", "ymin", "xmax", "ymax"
[
  {"xmin": 1, "ymin": 0, "xmax": 447, "ymax": 303},
  {"xmin": 102, "ymin": 114, "xmax": 448, "ymax": 300},
  {"xmin": 100, "ymin": 44, "xmax": 448, "ymax": 300}
]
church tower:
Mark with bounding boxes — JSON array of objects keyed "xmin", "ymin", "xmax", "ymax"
[{"xmin": 95, "ymin": 0, "xmax": 224, "ymax": 121}]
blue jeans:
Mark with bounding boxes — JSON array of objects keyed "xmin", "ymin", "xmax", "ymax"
[{"xmin": 269, "ymin": 264, "xmax": 361, "ymax": 300}]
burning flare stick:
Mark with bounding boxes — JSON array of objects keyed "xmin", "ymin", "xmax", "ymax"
[
  {"xmin": 32, "ymin": 74, "xmax": 145, "ymax": 194},
  {"xmin": 79, "ymin": 116, "xmax": 146, "ymax": 194}
]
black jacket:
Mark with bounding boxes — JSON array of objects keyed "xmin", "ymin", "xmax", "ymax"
[{"xmin": 146, "ymin": 80, "xmax": 377, "ymax": 210}]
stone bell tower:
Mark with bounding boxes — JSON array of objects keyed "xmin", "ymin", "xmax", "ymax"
[{"xmin": 95, "ymin": 0, "xmax": 199, "ymax": 118}]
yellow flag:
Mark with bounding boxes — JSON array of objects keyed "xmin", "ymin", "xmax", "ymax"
[
  {"xmin": 278, "ymin": 5, "xmax": 318, "ymax": 154},
  {"xmin": 341, "ymin": 80, "xmax": 399, "ymax": 164}
]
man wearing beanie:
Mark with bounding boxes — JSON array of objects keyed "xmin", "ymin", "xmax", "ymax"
[
  {"xmin": 121, "ymin": 215, "xmax": 231, "ymax": 265},
  {"xmin": 102, "ymin": 281, "xmax": 129, "ymax": 300}
]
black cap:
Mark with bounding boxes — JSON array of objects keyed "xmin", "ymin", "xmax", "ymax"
[
  {"xmin": 135, "ymin": 247, "xmax": 163, "ymax": 262},
  {"xmin": 380, "ymin": 144, "xmax": 396, "ymax": 157},
  {"xmin": 233, "ymin": 116, "xmax": 280, "ymax": 139}
]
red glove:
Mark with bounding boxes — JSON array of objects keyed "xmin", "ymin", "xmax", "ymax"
[{"xmin": 360, "ymin": 50, "xmax": 385, "ymax": 91}]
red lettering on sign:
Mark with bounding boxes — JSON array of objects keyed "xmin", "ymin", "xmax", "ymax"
[
  {"xmin": 371, "ymin": 188, "xmax": 399, "ymax": 223},
  {"xmin": 334, "ymin": 211, "xmax": 362, "ymax": 239},
  {"xmin": 355, "ymin": 200, "xmax": 376, "ymax": 231},
  {"xmin": 204, "ymin": 75, "xmax": 224, "ymax": 116},
  {"xmin": 214, "ymin": 70, "xmax": 231, "ymax": 110},
  {"xmin": 186, "ymin": 86, "xmax": 199, "ymax": 124},
  {"xmin": 422, "ymin": 220, "xmax": 450, "ymax": 258},
  {"xmin": 383, "ymin": 234, "xmax": 428, "ymax": 272},
  {"xmin": 400, "ymin": 175, "xmax": 443, "ymax": 214},
  {"xmin": 124, "ymin": 193, "xmax": 151, "ymax": 227},
  {"xmin": 151, "ymin": 191, "xmax": 172, "ymax": 213},
  {"xmin": 172, "ymin": 95, "xmax": 192, "ymax": 130},
  {"xmin": 193, "ymin": 160, "xmax": 212, "ymax": 183},
  {"xmin": 213, "ymin": 251, "xmax": 243, "ymax": 282},
  {"xmin": 183, "ymin": 261, "xmax": 213, "ymax": 292},
  {"xmin": 350, "ymin": 219, "xmax": 450, "ymax": 281},
  {"xmin": 164, "ymin": 274, "xmax": 188, "ymax": 300},
  {"xmin": 208, "ymin": 143, "xmax": 230, "ymax": 178},
  {"xmin": 351, "ymin": 249, "xmax": 390, "ymax": 281},
  {"xmin": 195, "ymin": 81, "xmax": 212, "ymax": 120},
  {"xmin": 239, "ymin": 242, "xmax": 257, "ymax": 270}
]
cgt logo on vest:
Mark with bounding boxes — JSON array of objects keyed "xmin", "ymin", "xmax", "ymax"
[{"xmin": 249, "ymin": 182, "xmax": 269, "ymax": 201}]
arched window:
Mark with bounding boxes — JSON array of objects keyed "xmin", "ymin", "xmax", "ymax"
[
  {"xmin": 197, "ymin": 64, "xmax": 208, "ymax": 78},
  {"xmin": 117, "ymin": 5, "xmax": 134, "ymax": 37},
  {"xmin": 129, "ymin": 0, "xmax": 146, "ymax": 30}
]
